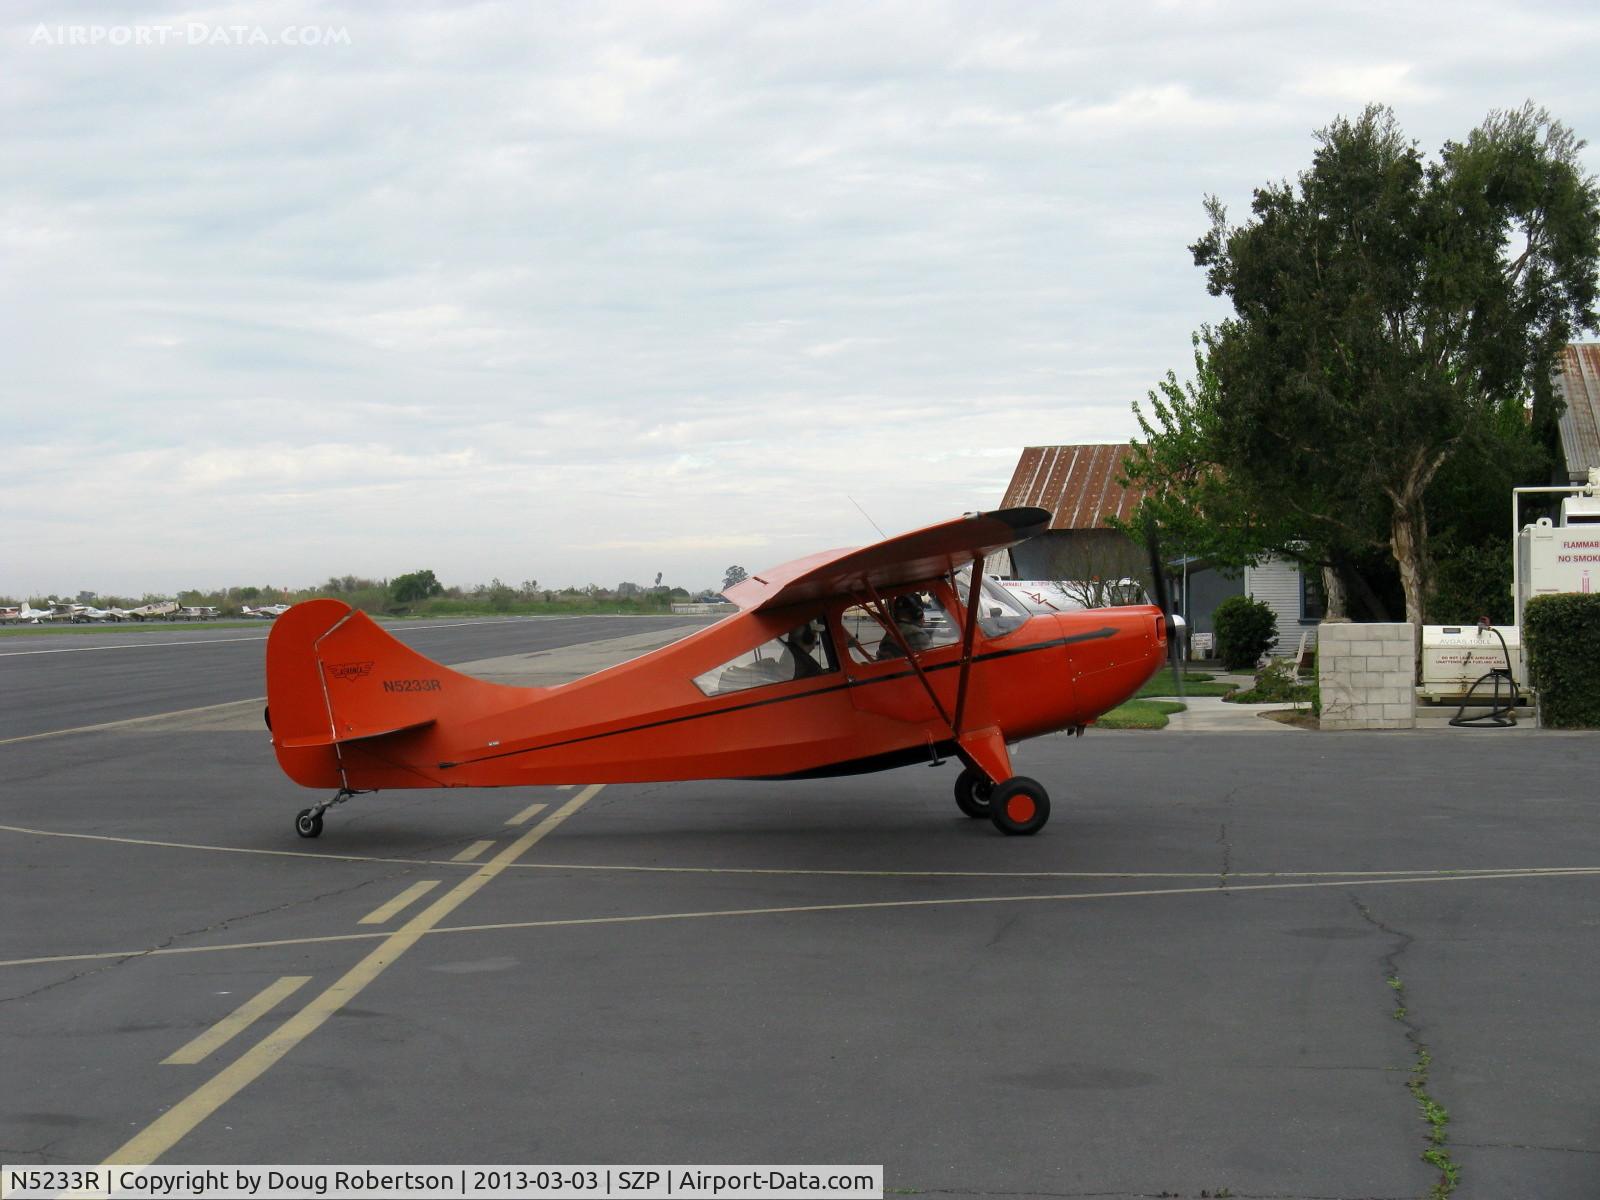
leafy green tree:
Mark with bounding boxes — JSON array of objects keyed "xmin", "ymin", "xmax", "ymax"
[
  {"xmin": 1121, "ymin": 331, "xmax": 1392, "ymax": 619},
  {"xmin": 1185, "ymin": 103, "xmax": 1599, "ymax": 630},
  {"xmin": 722, "ymin": 565, "xmax": 748, "ymax": 591},
  {"xmin": 390, "ymin": 569, "xmax": 444, "ymax": 604}
]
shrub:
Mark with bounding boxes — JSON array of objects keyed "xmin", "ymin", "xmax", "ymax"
[
  {"xmin": 1213, "ymin": 594, "xmax": 1278, "ymax": 670},
  {"xmin": 1237, "ymin": 659, "xmax": 1298, "ymax": 700},
  {"xmin": 1227, "ymin": 659, "xmax": 1318, "ymax": 713},
  {"xmin": 1523, "ymin": 593, "xmax": 1600, "ymax": 728}
]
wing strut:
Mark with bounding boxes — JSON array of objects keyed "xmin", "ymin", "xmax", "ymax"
[
  {"xmin": 951, "ymin": 564, "xmax": 984, "ymax": 734},
  {"xmin": 860, "ymin": 582, "xmax": 955, "ymax": 730},
  {"xmin": 860, "ymin": 570, "xmax": 1015, "ymax": 788}
]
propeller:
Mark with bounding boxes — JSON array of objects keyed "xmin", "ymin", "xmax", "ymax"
[{"xmin": 1141, "ymin": 512, "xmax": 1186, "ymax": 702}]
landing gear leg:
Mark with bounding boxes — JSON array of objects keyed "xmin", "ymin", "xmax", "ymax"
[{"xmin": 294, "ymin": 788, "xmax": 359, "ymax": 838}]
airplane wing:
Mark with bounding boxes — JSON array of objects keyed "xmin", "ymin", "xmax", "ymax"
[{"xmin": 722, "ymin": 507, "xmax": 1050, "ymax": 613}]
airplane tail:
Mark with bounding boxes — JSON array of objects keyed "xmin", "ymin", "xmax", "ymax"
[{"xmin": 265, "ymin": 600, "xmax": 526, "ymax": 790}]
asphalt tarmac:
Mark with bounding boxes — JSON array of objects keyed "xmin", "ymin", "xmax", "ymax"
[
  {"xmin": 3, "ymin": 619, "xmax": 1597, "ymax": 1199},
  {"xmin": 0, "ymin": 616, "xmax": 701, "ymax": 741}
]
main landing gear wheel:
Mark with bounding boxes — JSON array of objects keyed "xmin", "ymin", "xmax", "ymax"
[
  {"xmin": 989, "ymin": 777, "xmax": 1050, "ymax": 836},
  {"xmin": 954, "ymin": 767, "xmax": 994, "ymax": 818},
  {"xmin": 295, "ymin": 808, "xmax": 324, "ymax": 839}
]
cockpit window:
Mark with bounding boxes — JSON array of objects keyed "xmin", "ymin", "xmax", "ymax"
[
  {"xmin": 841, "ymin": 590, "xmax": 960, "ymax": 664},
  {"xmin": 952, "ymin": 567, "xmax": 1030, "ymax": 638},
  {"xmin": 692, "ymin": 618, "xmax": 837, "ymax": 696}
]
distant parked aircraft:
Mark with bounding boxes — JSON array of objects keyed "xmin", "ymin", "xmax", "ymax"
[
  {"xmin": 2, "ymin": 602, "xmax": 73, "ymax": 623},
  {"xmin": 70, "ymin": 606, "xmax": 130, "ymax": 623},
  {"xmin": 242, "ymin": 604, "xmax": 290, "ymax": 619},
  {"xmin": 125, "ymin": 601, "xmax": 180, "ymax": 621}
]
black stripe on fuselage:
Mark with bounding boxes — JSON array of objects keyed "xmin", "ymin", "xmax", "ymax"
[
  {"xmin": 747, "ymin": 741, "xmax": 961, "ymax": 780},
  {"xmin": 437, "ymin": 626, "xmax": 1120, "ymax": 770}
]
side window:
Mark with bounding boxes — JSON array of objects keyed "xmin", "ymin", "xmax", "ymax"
[
  {"xmin": 953, "ymin": 568, "xmax": 1030, "ymax": 638},
  {"xmin": 692, "ymin": 618, "xmax": 837, "ymax": 696},
  {"xmin": 1301, "ymin": 571, "xmax": 1326, "ymax": 622},
  {"xmin": 841, "ymin": 590, "xmax": 960, "ymax": 664}
]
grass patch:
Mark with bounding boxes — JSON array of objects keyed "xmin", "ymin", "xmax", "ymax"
[
  {"xmin": 1138, "ymin": 675, "xmax": 1237, "ymax": 699},
  {"xmin": 1096, "ymin": 699, "xmax": 1186, "ymax": 729},
  {"xmin": 0, "ymin": 621, "xmax": 266, "ymax": 637}
]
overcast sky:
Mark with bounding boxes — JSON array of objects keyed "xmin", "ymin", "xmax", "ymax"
[{"xmin": 5, "ymin": 1, "xmax": 1599, "ymax": 598}]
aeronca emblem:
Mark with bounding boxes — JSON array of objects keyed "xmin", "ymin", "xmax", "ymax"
[{"xmin": 325, "ymin": 660, "xmax": 374, "ymax": 681}]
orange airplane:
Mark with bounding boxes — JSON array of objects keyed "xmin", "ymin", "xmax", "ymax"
[{"xmin": 265, "ymin": 508, "xmax": 1176, "ymax": 838}]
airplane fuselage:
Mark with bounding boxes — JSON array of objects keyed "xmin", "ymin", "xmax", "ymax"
[{"xmin": 269, "ymin": 587, "xmax": 1167, "ymax": 793}]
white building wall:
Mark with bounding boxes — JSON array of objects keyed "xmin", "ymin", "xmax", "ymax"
[{"xmin": 1245, "ymin": 555, "xmax": 1317, "ymax": 650}]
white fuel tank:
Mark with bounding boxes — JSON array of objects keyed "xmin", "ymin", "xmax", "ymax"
[{"xmin": 1419, "ymin": 625, "xmax": 1521, "ymax": 701}]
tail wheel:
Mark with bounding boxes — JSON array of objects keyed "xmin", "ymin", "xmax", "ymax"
[
  {"xmin": 954, "ymin": 768, "xmax": 994, "ymax": 818},
  {"xmin": 295, "ymin": 808, "xmax": 323, "ymax": 838},
  {"xmin": 989, "ymin": 777, "xmax": 1050, "ymax": 836}
]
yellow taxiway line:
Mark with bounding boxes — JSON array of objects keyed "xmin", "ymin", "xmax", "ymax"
[
  {"xmin": 101, "ymin": 786, "xmax": 600, "ymax": 1166},
  {"xmin": 356, "ymin": 880, "xmax": 441, "ymax": 925},
  {"xmin": 161, "ymin": 976, "xmax": 311, "ymax": 1066},
  {"xmin": 450, "ymin": 840, "xmax": 496, "ymax": 863},
  {"xmin": 505, "ymin": 800, "xmax": 548, "ymax": 826}
]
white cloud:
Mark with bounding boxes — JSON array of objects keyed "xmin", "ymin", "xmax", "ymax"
[
  {"xmin": 1291, "ymin": 62, "xmax": 1433, "ymax": 105},
  {"xmin": 2, "ymin": 0, "xmax": 1598, "ymax": 594}
]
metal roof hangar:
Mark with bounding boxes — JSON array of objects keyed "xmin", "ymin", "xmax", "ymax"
[
  {"xmin": 1001, "ymin": 444, "xmax": 1150, "ymax": 532},
  {"xmin": 996, "ymin": 442, "xmax": 1317, "ymax": 650},
  {"xmin": 996, "ymin": 443, "xmax": 1149, "ymax": 580}
]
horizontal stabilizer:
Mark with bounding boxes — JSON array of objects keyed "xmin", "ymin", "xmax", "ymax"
[{"xmin": 280, "ymin": 717, "xmax": 436, "ymax": 750}]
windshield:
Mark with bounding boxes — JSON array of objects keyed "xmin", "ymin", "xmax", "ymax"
[{"xmin": 952, "ymin": 568, "xmax": 1030, "ymax": 638}]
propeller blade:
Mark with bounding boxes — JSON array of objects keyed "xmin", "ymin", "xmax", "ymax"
[{"xmin": 1142, "ymin": 513, "xmax": 1185, "ymax": 702}]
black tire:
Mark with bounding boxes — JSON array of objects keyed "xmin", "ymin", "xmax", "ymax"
[
  {"xmin": 989, "ymin": 777, "xmax": 1050, "ymax": 836},
  {"xmin": 954, "ymin": 768, "xmax": 994, "ymax": 818},
  {"xmin": 295, "ymin": 808, "xmax": 323, "ymax": 838}
]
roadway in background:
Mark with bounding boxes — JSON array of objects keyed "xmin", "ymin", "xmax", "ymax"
[{"xmin": 0, "ymin": 615, "xmax": 710, "ymax": 741}]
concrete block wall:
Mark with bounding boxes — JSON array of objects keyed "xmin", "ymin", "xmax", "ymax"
[{"xmin": 1318, "ymin": 621, "xmax": 1416, "ymax": 730}]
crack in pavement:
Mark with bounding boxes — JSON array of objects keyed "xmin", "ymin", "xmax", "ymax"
[
  {"xmin": 0, "ymin": 860, "xmax": 439, "ymax": 1004},
  {"xmin": 1215, "ymin": 786, "xmax": 1237, "ymax": 890},
  {"xmin": 1350, "ymin": 894, "xmax": 1455, "ymax": 1197},
  {"xmin": 0, "ymin": 1139, "xmax": 67, "ymax": 1163},
  {"xmin": 1453, "ymin": 1140, "xmax": 1600, "ymax": 1156}
]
